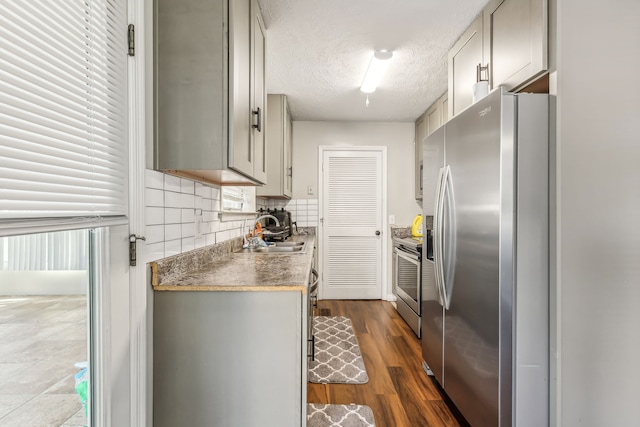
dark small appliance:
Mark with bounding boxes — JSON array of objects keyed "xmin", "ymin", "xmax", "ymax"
[{"xmin": 260, "ymin": 208, "xmax": 294, "ymax": 241}]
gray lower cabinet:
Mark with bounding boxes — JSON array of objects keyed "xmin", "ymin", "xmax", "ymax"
[{"xmin": 153, "ymin": 290, "xmax": 308, "ymax": 427}]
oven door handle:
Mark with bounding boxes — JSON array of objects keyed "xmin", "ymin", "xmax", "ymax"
[
  {"xmin": 393, "ymin": 247, "xmax": 421, "ymax": 264},
  {"xmin": 308, "ymin": 268, "xmax": 319, "ymax": 361},
  {"xmin": 310, "ymin": 268, "xmax": 319, "ymax": 300}
]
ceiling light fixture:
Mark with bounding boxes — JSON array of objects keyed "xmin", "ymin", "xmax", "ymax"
[{"xmin": 360, "ymin": 50, "xmax": 393, "ymax": 94}]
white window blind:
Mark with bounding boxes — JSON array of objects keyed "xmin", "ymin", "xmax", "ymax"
[
  {"xmin": 0, "ymin": 1, "xmax": 128, "ymax": 236},
  {"xmin": 221, "ymin": 186, "xmax": 256, "ymax": 212}
]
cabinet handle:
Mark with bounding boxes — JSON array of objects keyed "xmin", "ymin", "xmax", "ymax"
[
  {"xmin": 476, "ymin": 63, "xmax": 489, "ymax": 82},
  {"xmin": 252, "ymin": 107, "xmax": 262, "ymax": 132}
]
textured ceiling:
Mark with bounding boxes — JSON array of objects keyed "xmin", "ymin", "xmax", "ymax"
[{"xmin": 258, "ymin": 0, "xmax": 490, "ymax": 122}]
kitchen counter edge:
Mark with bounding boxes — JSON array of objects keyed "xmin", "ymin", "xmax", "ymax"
[{"xmin": 150, "ymin": 235, "xmax": 315, "ymax": 293}]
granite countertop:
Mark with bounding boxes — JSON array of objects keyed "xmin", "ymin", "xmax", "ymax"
[{"xmin": 150, "ymin": 234, "xmax": 315, "ymax": 294}]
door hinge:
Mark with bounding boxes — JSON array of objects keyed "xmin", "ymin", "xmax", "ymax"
[
  {"xmin": 128, "ymin": 24, "xmax": 135, "ymax": 56},
  {"xmin": 129, "ymin": 234, "xmax": 146, "ymax": 266}
]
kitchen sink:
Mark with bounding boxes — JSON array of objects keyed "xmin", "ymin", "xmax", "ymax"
[
  {"xmin": 273, "ymin": 241, "xmax": 304, "ymax": 247},
  {"xmin": 237, "ymin": 241, "xmax": 307, "ymax": 254}
]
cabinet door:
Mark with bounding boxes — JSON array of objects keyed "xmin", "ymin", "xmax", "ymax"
[
  {"xmin": 284, "ymin": 101, "xmax": 293, "ymax": 197},
  {"xmin": 257, "ymin": 94, "xmax": 292, "ymax": 198},
  {"xmin": 155, "ymin": 0, "xmax": 227, "ymax": 172},
  {"xmin": 484, "ymin": 0, "xmax": 547, "ymax": 90},
  {"xmin": 423, "ymin": 125, "xmax": 445, "ymax": 216},
  {"xmin": 251, "ymin": 0, "xmax": 267, "ymax": 183},
  {"xmin": 230, "ymin": 0, "xmax": 253, "ymax": 177},
  {"xmin": 415, "ymin": 112, "xmax": 428, "ymax": 200},
  {"xmin": 440, "ymin": 93, "xmax": 449, "ymax": 124},
  {"xmin": 426, "ymin": 101, "xmax": 441, "ymax": 136},
  {"xmin": 448, "ymin": 14, "xmax": 483, "ymax": 119},
  {"xmin": 154, "ymin": 291, "xmax": 304, "ymax": 427}
]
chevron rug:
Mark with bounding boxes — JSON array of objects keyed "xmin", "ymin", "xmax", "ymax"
[
  {"xmin": 307, "ymin": 404, "xmax": 375, "ymax": 427},
  {"xmin": 309, "ymin": 316, "xmax": 369, "ymax": 384}
]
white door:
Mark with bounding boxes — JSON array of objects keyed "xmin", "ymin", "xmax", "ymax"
[
  {"xmin": 97, "ymin": 1, "xmax": 147, "ymax": 424},
  {"xmin": 319, "ymin": 147, "xmax": 386, "ymax": 299},
  {"xmin": 0, "ymin": 0, "xmax": 142, "ymax": 424},
  {"xmin": 91, "ymin": 226, "xmax": 131, "ymax": 427}
]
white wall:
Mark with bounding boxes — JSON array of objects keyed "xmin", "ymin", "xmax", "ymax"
[
  {"xmin": 292, "ymin": 121, "xmax": 421, "ymax": 225},
  {"xmin": 555, "ymin": 1, "xmax": 640, "ymax": 425},
  {"xmin": 292, "ymin": 121, "xmax": 420, "ymax": 300}
]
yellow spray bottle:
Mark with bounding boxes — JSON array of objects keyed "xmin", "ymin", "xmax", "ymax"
[{"xmin": 411, "ymin": 215, "xmax": 423, "ymax": 237}]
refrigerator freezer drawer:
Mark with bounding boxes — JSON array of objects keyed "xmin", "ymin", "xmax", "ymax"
[{"xmin": 421, "ymin": 259, "xmax": 443, "ymax": 384}]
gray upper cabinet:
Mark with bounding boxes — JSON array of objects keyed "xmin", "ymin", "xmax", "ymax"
[
  {"xmin": 285, "ymin": 105, "xmax": 293, "ymax": 196},
  {"xmin": 414, "ymin": 111, "xmax": 427, "ymax": 200},
  {"xmin": 422, "ymin": 125, "xmax": 445, "ymax": 216},
  {"xmin": 426, "ymin": 98, "xmax": 441, "ymax": 135},
  {"xmin": 230, "ymin": 0, "xmax": 252, "ymax": 179},
  {"xmin": 257, "ymin": 94, "xmax": 293, "ymax": 199},
  {"xmin": 154, "ymin": 0, "xmax": 267, "ymax": 185},
  {"xmin": 251, "ymin": 0, "xmax": 267, "ymax": 184},
  {"xmin": 447, "ymin": 0, "xmax": 548, "ymax": 119},
  {"xmin": 416, "ymin": 92, "xmax": 448, "ymax": 201},
  {"xmin": 483, "ymin": 0, "xmax": 548, "ymax": 91},
  {"xmin": 415, "ymin": 91, "xmax": 448, "ymax": 201},
  {"xmin": 448, "ymin": 14, "xmax": 484, "ymax": 119},
  {"xmin": 440, "ymin": 92, "xmax": 449, "ymax": 124}
]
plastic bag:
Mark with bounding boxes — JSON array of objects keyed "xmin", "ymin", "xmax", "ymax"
[
  {"xmin": 74, "ymin": 361, "xmax": 89, "ymax": 418},
  {"xmin": 244, "ymin": 236, "xmax": 268, "ymax": 249}
]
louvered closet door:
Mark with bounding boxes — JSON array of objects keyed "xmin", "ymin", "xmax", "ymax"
[{"xmin": 321, "ymin": 150, "xmax": 382, "ymax": 299}]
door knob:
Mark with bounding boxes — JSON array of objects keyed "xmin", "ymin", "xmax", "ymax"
[{"xmin": 375, "ymin": 230, "xmax": 381, "ymax": 236}]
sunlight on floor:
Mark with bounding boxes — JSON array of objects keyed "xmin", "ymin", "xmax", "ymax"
[{"xmin": 0, "ymin": 295, "xmax": 88, "ymax": 427}]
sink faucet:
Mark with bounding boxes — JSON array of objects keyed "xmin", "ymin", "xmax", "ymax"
[{"xmin": 251, "ymin": 214, "xmax": 280, "ymax": 237}]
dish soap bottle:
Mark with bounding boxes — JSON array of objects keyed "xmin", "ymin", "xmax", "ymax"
[{"xmin": 411, "ymin": 215, "xmax": 423, "ymax": 237}]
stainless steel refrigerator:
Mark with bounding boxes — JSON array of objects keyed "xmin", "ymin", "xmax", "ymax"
[{"xmin": 421, "ymin": 88, "xmax": 549, "ymax": 427}]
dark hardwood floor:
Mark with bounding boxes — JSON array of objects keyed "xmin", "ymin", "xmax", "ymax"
[{"xmin": 308, "ymin": 300, "xmax": 469, "ymax": 427}]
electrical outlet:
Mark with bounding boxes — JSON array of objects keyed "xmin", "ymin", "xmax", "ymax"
[
  {"xmin": 307, "ymin": 185, "xmax": 314, "ymax": 195},
  {"xmin": 389, "ymin": 215, "xmax": 395, "ymax": 225},
  {"xmin": 195, "ymin": 215, "xmax": 203, "ymax": 239}
]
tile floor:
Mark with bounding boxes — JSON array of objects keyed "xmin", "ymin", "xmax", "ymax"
[{"xmin": 0, "ymin": 295, "xmax": 88, "ymax": 427}]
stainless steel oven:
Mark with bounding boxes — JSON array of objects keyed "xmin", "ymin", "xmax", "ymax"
[{"xmin": 392, "ymin": 237, "xmax": 422, "ymax": 337}]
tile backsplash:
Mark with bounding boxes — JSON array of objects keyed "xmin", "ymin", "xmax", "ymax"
[
  {"xmin": 257, "ymin": 198, "xmax": 319, "ymax": 228},
  {"xmin": 144, "ymin": 169, "xmax": 246, "ymax": 263},
  {"xmin": 144, "ymin": 169, "xmax": 319, "ymax": 263}
]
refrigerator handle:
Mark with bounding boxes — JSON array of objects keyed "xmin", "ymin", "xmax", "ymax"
[
  {"xmin": 441, "ymin": 166, "xmax": 453, "ymax": 310},
  {"xmin": 433, "ymin": 166, "xmax": 447, "ymax": 307},
  {"xmin": 432, "ymin": 167, "xmax": 442, "ymax": 305}
]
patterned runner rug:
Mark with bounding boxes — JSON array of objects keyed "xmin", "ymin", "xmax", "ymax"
[
  {"xmin": 309, "ymin": 316, "xmax": 369, "ymax": 384},
  {"xmin": 307, "ymin": 403, "xmax": 375, "ymax": 427}
]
